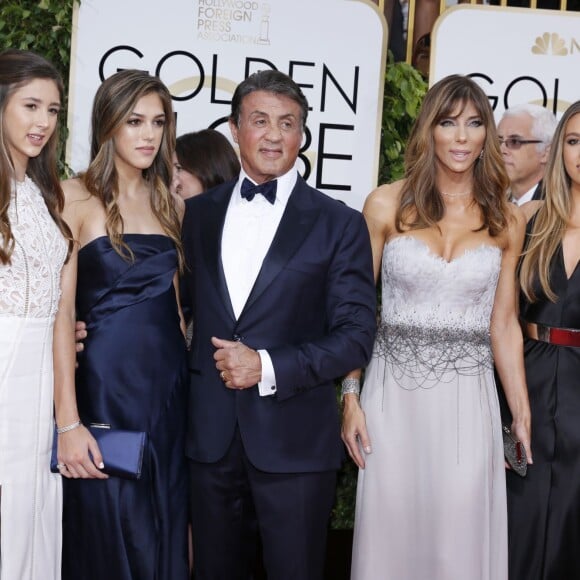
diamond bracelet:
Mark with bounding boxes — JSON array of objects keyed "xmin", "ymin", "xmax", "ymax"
[
  {"xmin": 341, "ymin": 377, "xmax": 360, "ymax": 401},
  {"xmin": 56, "ymin": 420, "xmax": 82, "ymax": 434}
]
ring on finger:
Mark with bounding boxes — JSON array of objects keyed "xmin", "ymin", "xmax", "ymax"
[
  {"xmin": 56, "ymin": 463, "xmax": 67, "ymax": 470},
  {"xmin": 220, "ymin": 370, "xmax": 228, "ymax": 382}
]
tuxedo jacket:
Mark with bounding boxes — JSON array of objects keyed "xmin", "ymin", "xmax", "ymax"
[
  {"xmin": 181, "ymin": 175, "xmax": 376, "ymax": 473},
  {"xmin": 531, "ymin": 180, "xmax": 543, "ymax": 201}
]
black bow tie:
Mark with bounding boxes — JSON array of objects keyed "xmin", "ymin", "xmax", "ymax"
[{"xmin": 240, "ymin": 178, "xmax": 277, "ymax": 204}]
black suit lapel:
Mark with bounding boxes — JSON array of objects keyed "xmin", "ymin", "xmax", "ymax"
[
  {"xmin": 239, "ymin": 180, "xmax": 319, "ymax": 318},
  {"xmin": 531, "ymin": 180, "xmax": 544, "ymax": 201},
  {"xmin": 200, "ymin": 186, "xmax": 236, "ymax": 322}
]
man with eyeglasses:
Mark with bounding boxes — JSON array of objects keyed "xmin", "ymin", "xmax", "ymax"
[{"xmin": 497, "ymin": 104, "xmax": 557, "ymax": 206}]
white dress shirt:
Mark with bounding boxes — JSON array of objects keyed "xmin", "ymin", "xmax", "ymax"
[
  {"xmin": 513, "ymin": 183, "xmax": 539, "ymax": 206},
  {"xmin": 221, "ymin": 167, "xmax": 298, "ymax": 396}
]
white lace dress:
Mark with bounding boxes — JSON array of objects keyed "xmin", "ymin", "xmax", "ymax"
[
  {"xmin": 351, "ymin": 236, "xmax": 507, "ymax": 580},
  {"xmin": 0, "ymin": 177, "xmax": 66, "ymax": 580}
]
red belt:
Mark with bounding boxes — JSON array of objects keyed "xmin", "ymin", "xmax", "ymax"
[{"xmin": 525, "ymin": 322, "xmax": 580, "ymax": 347}]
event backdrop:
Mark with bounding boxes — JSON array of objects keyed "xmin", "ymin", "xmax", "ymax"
[
  {"xmin": 431, "ymin": 6, "xmax": 580, "ymax": 120},
  {"xmin": 67, "ymin": 0, "xmax": 387, "ymax": 210}
]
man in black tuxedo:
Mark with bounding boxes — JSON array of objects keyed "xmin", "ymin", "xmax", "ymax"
[
  {"xmin": 181, "ymin": 70, "xmax": 376, "ymax": 580},
  {"xmin": 497, "ymin": 103, "xmax": 557, "ymax": 206}
]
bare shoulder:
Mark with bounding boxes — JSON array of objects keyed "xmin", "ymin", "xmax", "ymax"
[
  {"xmin": 506, "ymin": 201, "xmax": 526, "ymax": 230},
  {"xmin": 61, "ymin": 177, "xmax": 93, "ymax": 205},
  {"xmin": 502, "ymin": 202, "xmax": 526, "ymax": 252},
  {"xmin": 521, "ymin": 200, "xmax": 543, "ymax": 223},
  {"xmin": 362, "ymin": 180, "xmax": 404, "ymax": 244},
  {"xmin": 60, "ymin": 177, "xmax": 100, "ymax": 234},
  {"xmin": 363, "ymin": 180, "xmax": 404, "ymax": 223}
]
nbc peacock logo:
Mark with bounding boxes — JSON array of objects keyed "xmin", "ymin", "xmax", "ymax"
[{"xmin": 531, "ymin": 33, "xmax": 568, "ymax": 56}]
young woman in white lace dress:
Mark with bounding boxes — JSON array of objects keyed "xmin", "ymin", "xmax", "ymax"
[
  {"xmin": 342, "ymin": 75, "xmax": 532, "ymax": 580},
  {"xmin": 0, "ymin": 49, "xmax": 72, "ymax": 580}
]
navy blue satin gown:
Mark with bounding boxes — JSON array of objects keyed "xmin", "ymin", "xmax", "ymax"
[
  {"xmin": 62, "ymin": 235, "xmax": 189, "ymax": 580},
  {"xmin": 507, "ymin": 245, "xmax": 580, "ymax": 580}
]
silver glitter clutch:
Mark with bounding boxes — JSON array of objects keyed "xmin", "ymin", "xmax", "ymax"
[{"xmin": 502, "ymin": 424, "xmax": 527, "ymax": 477}]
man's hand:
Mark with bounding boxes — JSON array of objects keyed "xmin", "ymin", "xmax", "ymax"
[
  {"xmin": 75, "ymin": 320, "xmax": 87, "ymax": 353},
  {"xmin": 211, "ymin": 337, "xmax": 262, "ymax": 389}
]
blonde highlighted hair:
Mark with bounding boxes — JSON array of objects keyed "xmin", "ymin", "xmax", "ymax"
[
  {"xmin": 82, "ymin": 69, "xmax": 183, "ymax": 270},
  {"xmin": 396, "ymin": 74, "xmax": 510, "ymax": 237},
  {"xmin": 519, "ymin": 100, "xmax": 580, "ymax": 302}
]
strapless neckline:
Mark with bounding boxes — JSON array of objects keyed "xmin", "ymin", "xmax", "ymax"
[
  {"xmin": 79, "ymin": 233, "xmax": 172, "ymax": 254},
  {"xmin": 386, "ymin": 235, "xmax": 502, "ymax": 265}
]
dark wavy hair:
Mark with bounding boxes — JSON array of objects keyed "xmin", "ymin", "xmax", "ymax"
[
  {"xmin": 396, "ymin": 74, "xmax": 510, "ymax": 237},
  {"xmin": 0, "ymin": 49, "xmax": 72, "ymax": 264},
  {"xmin": 175, "ymin": 129, "xmax": 240, "ymax": 190}
]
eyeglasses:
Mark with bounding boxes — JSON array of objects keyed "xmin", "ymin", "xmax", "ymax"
[{"xmin": 499, "ymin": 138, "xmax": 543, "ymax": 150}]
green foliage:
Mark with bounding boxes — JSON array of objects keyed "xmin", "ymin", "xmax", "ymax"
[
  {"xmin": 0, "ymin": 0, "xmax": 76, "ymax": 70},
  {"xmin": 331, "ymin": 456, "xmax": 359, "ymax": 529},
  {"xmin": 379, "ymin": 53, "xmax": 428, "ymax": 185},
  {"xmin": 0, "ymin": 0, "xmax": 78, "ymax": 175}
]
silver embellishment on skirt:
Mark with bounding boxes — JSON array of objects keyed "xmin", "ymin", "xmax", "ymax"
[{"xmin": 374, "ymin": 322, "xmax": 493, "ymax": 389}]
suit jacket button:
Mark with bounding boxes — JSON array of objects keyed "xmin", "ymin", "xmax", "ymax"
[{"xmin": 232, "ymin": 333, "xmax": 243, "ymax": 342}]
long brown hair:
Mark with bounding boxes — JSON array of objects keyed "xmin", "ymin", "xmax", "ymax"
[
  {"xmin": 520, "ymin": 100, "xmax": 580, "ymax": 302},
  {"xmin": 82, "ymin": 69, "xmax": 183, "ymax": 270},
  {"xmin": 397, "ymin": 74, "xmax": 510, "ymax": 237},
  {"xmin": 0, "ymin": 49, "xmax": 72, "ymax": 264}
]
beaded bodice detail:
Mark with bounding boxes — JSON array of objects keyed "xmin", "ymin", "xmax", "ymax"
[
  {"xmin": 0, "ymin": 177, "xmax": 66, "ymax": 318},
  {"xmin": 376, "ymin": 236, "xmax": 502, "ymax": 385}
]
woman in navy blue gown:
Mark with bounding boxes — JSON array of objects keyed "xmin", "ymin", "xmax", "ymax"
[{"xmin": 53, "ymin": 70, "xmax": 189, "ymax": 579}]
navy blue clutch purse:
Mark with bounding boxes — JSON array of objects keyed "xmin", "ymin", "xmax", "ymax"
[{"xmin": 51, "ymin": 425, "xmax": 146, "ymax": 480}]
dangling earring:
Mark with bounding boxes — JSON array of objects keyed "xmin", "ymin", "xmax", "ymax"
[{"xmin": 479, "ymin": 149, "xmax": 484, "ymax": 160}]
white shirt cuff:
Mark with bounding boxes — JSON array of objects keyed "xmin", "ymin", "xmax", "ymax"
[{"xmin": 257, "ymin": 350, "xmax": 277, "ymax": 396}]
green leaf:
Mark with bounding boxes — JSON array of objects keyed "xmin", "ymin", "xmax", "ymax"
[
  {"xmin": 378, "ymin": 54, "xmax": 427, "ymax": 185},
  {"xmin": 0, "ymin": 0, "xmax": 77, "ymax": 178}
]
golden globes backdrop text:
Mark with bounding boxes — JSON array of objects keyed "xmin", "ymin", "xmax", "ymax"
[
  {"xmin": 67, "ymin": 0, "xmax": 387, "ymax": 210},
  {"xmin": 430, "ymin": 6, "xmax": 580, "ymax": 120}
]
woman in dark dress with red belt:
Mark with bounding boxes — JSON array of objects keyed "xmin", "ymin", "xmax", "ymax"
[{"xmin": 509, "ymin": 100, "xmax": 580, "ymax": 580}]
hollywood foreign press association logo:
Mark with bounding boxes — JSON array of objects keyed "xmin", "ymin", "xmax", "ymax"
[{"xmin": 531, "ymin": 32, "xmax": 568, "ymax": 56}]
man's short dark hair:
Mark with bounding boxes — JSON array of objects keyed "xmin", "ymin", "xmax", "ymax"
[{"xmin": 230, "ymin": 70, "xmax": 309, "ymax": 130}]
